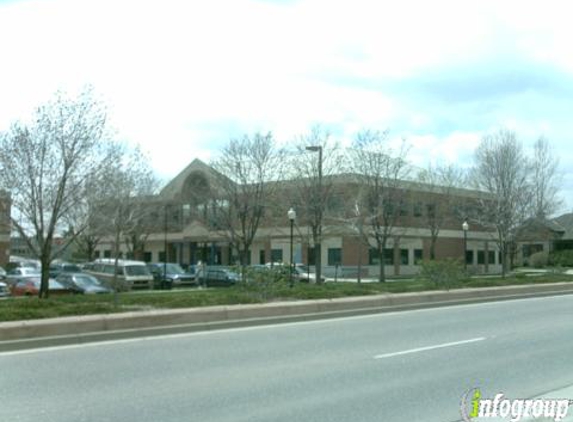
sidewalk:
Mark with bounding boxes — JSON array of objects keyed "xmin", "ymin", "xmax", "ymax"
[{"xmin": 2, "ymin": 281, "xmax": 573, "ymax": 352}]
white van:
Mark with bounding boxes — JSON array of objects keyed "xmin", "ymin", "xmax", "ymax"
[{"xmin": 84, "ymin": 259, "xmax": 153, "ymax": 291}]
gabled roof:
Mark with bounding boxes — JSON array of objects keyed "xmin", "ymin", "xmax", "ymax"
[
  {"xmin": 552, "ymin": 213, "xmax": 573, "ymax": 240},
  {"xmin": 159, "ymin": 158, "xmax": 232, "ymax": 201}
]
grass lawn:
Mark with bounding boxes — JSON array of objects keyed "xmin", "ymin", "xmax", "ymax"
[{"xmin": 0, "ymin": 272, "xmax": 572, "ymax": 322}]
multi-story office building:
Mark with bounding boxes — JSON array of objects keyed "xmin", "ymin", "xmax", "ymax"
[{"xmin": 94, "ymin": 159, "xmax": 503, "ymax": 277}]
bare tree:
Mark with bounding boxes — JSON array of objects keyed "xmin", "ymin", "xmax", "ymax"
[
  {"xmin": 351, "ymin": 129, "xmax": 410, "ymax": 282},
  {"xmin": 531, "ymin": 136, "xmax": 562, "ymax": 219},
  {"xmin": 120, "ymin": 149, "xmax": 162, "ymax": 260},
  {"xmin": 289, "ymin": 126, "xmax": 344, "ymax": 284},
  {"xmin": 471, "ymin": 129, "xmax": 531, "ymax": 277},
  {"xmin": 95, "ymin": 147, "xmax": 160, "ymax": 289},
  {"xmin": 0, "ymin": 88, "xmax": 118, "ymax": 298},
  {"xmin": 211, "ymin": 132, "xmax": 284, "ymax": 271},
  {"xmin": 417, "ymin": 163, "xmax": 466, "ymax": 260}
]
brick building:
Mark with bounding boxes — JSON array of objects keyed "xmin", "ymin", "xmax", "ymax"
[{"xmin": 94, "ymin": 159, "xmax": 502, "ymax": 277}]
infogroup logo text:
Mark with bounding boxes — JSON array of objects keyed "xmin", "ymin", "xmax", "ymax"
[{"xmin": 460, "ymin": 388, "xmax": 571, "ymax": 422}]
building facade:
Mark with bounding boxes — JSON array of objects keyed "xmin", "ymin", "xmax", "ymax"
[{"xmin": 94, "ymin": 159, "xmax": 503, "ymax": 277}]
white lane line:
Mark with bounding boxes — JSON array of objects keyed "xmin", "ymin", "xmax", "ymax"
[{"xmin": 374, "ymin": 337, "xmax": 486, "ymax": 359}]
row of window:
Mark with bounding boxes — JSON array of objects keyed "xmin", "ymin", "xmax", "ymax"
[{"xmin": 96, "ymin": 246, "xmax": 500, "ymax": 267}]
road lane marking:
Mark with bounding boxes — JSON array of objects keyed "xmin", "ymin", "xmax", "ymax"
[{"xmin": 374, "ymin": 337, "xmax": 486, "ymax": 359}]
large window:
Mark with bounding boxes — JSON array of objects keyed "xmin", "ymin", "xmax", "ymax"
[
  {"xmin": 426, "ymin": 203, "xmax": 436, "ymax": 218},
  {"xmin": 414, "ymin": 249, "xmax": 423, "ymax": 264},
  {"xmin": 478, "ymin": 250, "xmax": 486, "ymax": 265},
  {"xmin": 307, "ymin": 247, "xmax": 316, "ymax": 266},
  {"xmin": 413, "ymin": 202, "xmax": 423, "ymax": 217},
  {"xmin": 400, "ymin": 249, "xmax": 409, "ymax": 265},
  {"xmin": 488, "ymin": 250, "xmax": 496, "ymax": 265},
  {"xmin": 371, "ymin": 248, "xmax": 394, "ymax": 265},
  {"xmin": 328, "ymin": 248, "xmax": 342, "ymax": 266},
  {"xmin": 271, "ymin": 249, "xmax": 283, "ymax": 263},
  {"xmin": 369, "ymin": 248, "xmax": 380, "ymax": 265},
  {"xmin": 466, "ymin": 250, "xmax": 474, "ymax": 265}
]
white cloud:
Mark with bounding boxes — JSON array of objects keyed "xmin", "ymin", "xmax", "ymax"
[{"xmin": 1, "ymin": 0, "xmax": 573, "ymax": 209}]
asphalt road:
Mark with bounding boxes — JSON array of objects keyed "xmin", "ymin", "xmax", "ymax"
[{"xmin": 2, "ymin": 295, "xmax": 573, "ymax": 422}]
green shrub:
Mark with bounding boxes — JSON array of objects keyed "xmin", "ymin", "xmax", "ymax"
[
  {"xmin": 234, "ymin": 265, "xmax": 289, "ymax": 300},
  {"xmin": 418, "ymin": 258, "xmax": 467, "ymax": 290},
  {"xmin": 550, "ymin": 250, "xmax": 573, "ymax": 267},
  {"xmin": 528, "ymin": 251, "xmax": 549, "ymax": 268}
]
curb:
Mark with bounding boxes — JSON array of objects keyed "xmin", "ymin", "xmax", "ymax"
[{"xmin": 2, "ymin": 282, "xmax": 573, "ymax": 351}]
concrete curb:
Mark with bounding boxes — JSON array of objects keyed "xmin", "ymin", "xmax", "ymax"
[{"xmin": 2, "ymin": 282, "xmax": 573, "ymax": 351}]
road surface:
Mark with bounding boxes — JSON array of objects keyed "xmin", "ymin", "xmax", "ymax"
[{"xmin": 2, "ymin": 294, "xmax": 573, "ymax": 421}]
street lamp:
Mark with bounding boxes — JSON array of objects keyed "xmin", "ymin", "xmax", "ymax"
[
  {"xmin": 305, "ymin": 145, "xmax": 323, "ymax": 283},
  {"xmin": 462, "ymin": 220, "xmax": 469, "ymax": 270},
  {"xmin": 288, "ymin": 207, "xmax": 296, "ymax": 287}
]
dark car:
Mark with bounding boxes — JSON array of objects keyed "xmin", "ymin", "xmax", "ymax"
[
  {"xmin": 196, "ymin": 267, "xmax": 240, "ymax": 287},
  {"xmin": 147, "ymin": 263, "xmax": 197, "ymax": 289},
  {"xmin": 56, "ymin": 273, "xmax": 113, "ymax": 294}
]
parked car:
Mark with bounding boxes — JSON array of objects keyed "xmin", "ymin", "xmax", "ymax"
[
  {"xmin": 10, "ymin": 277, "xmax": 72, "ymax": 296},
  {"xmin": 263, "ymin": 263, "xmax": 325, "ymax": 283},
  {"xmin": 83, "ymin": 259, "xmax": 153, "ymax": 290},
  {"xmin": 0, "ymin": 266, "xmax": 6, "ymax": 280},
  {"xmin": 0, "ymin": 281, "xmax": 10, "ymax": 297},
  {"xmin": 196, "ymin": 267, "xmax": 240, "ymax": 287},
  {"xmin": 6, "ymin": 267, "xmax": 42, "ymax": 287},
  {"xmin": 147, "ymin": 263, "xmax": 197, "ymax": 289},
  {"xmin": 55, "ymin": 273, "xmax": 113, "ymax": 294},
  {"xmin": 293, "ymin": 264, "xmax": 326, "ymax": 283},
  {"xmin": 49, "ymin": 261, "xmax": 83, "ymax": 278}
]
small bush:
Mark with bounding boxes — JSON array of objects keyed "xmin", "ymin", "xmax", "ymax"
[
  {"xmin": 418, "ymin": 258, "xmax": 467, "ymax": 290},
  {"xmin": 234, "ymin": 265, "xmax": 289, "ymax": 301},
  {"xmin": 528, "ymin": 251, "xmax": 549, "ymax": 268},
  {"xmin": 550, "ymin": 250, "xmax": 573, "ymax": 267}
]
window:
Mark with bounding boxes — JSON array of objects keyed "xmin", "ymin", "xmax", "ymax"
[
  {"xmin": 370, "ymin": 248, "xmax": 395, "ymax": 265},
  {"xmin": 271, "ymin": 249, "xmax": 283, "ymax": 263},
  {"xmin": 259, "ymin": 250, "xmax": 266, "ymax": 265},
  {"xmin": 307, "ymin": 247, "xmax": 316, "ymax": 266},
  {"xmin": 466, "ymin": 250, "xmax": 474, "ymax": 265},
  {"xmin": 414, "ymin": 249, "xmax": 423, "ymax": 264},
  {"xmin": 143, "ymin": 252, "xmax": 152, "ymax": 263},
  {"xmin": 478, "ymin": 250, "xmax": 485, "ymax": 265},
  {"xmin": 488, "ymin": 250, "xmax": 495, "ymax": 265},
  {"xmin": 399, "ymin": 201, "xmax": 409, "ymax": 217},
  {"xmin": 400, "ymin": 249, "xmax": 409, "ymax": 265},
  {"xmin": 104, "ymin": 250, "xmax": 111, "ymax": 258},
  {"xmin": 369, "ymin": 248, "xmax": 380, "ymax": 265},
  {"xmin": 328, "ymin": 248, "xmax": 342, "ymax": 266},
  {"xmin": 413, "ymin": 202, "xmax": 423, "ymax": 217},
  {"xmin": 426, "ymin": 203, "xmax": 436, "ymax": 218},
  {"xmin": 384, "ymin": 248, "xmax": 394, "ymax": 265}
]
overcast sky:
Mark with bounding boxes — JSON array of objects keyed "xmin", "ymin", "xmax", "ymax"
[{"xmin": 1, "ymin": 0, "xmax": 572, "ymax": 213}]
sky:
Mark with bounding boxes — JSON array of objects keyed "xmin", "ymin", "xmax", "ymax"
[{"xmin": 0, "ymin": 0, "xmax": 572, "ymax": 213}]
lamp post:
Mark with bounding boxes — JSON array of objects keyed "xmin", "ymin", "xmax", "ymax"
[
  {"xmin": 288, "ymin": 207, "xmax": 296, "ymax": 287},
  {"xmin": 305, "ymin": 145, "xmax": 323, "ymax": 284},
  {"xmin": 462, "ymin": 220, "xmax": 469, "ymax": 271}
]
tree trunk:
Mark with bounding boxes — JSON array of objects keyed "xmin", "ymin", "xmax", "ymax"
[
  {"xmin": 39, "ymin": 257, "xmax": 51, "ymax": 299},
  {"xmin": 315, "ymin": 243, "xmax": 323, "ymax": 284},
  {"xmin": 378, "ymin": 245, "xmax": 386, "ymax": 283}
]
